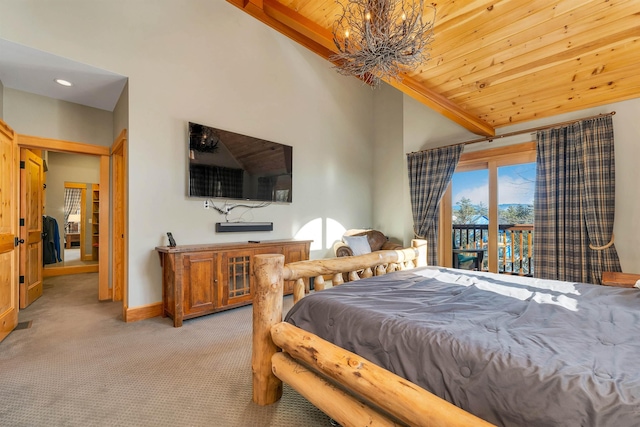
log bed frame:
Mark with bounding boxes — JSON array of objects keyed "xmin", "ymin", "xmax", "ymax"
[{"xmin": 252, "ymin": 240, "xmax": 494, "ymax": 427}]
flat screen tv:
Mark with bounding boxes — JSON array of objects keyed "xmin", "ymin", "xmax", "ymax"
[{"xmin": 188, "ymin": 122, "xmax": 292, "ymax": 203}]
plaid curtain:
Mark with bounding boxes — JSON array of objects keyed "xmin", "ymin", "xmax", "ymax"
[
  {"xmin": 534, "ymin": 116, "xmax": 620, "ymax": 284},
  {"xmin": 407, "ymin": 144, "xmax": 463, "ymax": 265},
  {"xmin": 64, "ymin": 188, "xmax": 81, "ymax": 225}
]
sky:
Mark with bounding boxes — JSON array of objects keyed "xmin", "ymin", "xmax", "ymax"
[{"xmin": 452, "ymin": 162, "xmax": 536, "ymax": 206}]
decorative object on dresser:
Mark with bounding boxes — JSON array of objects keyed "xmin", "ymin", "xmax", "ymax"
[{"xmin": 155, "ymin": 239, "xmax": 311, "ymax": 327}]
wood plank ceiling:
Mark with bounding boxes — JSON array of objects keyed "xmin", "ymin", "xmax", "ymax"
[{"xmin": 228, "ymin": 0, "xmax": 640, "ymax": 137}]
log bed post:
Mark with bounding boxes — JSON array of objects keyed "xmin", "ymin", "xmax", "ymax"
[
  {"xmin": 413, "ymin": 239, "xmax": 428, "ymax": 267},
  {"xmin": 252, "ymin": 254, "xmax": 284, "ymax": 405}
]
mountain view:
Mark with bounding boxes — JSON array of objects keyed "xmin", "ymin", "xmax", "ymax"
[{"xmin": 452, "ymin": 163, "xmax": 536, "ymax": 225}]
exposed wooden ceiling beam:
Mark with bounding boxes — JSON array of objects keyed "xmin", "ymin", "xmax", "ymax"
[
  {"xmin": 226, "ymin": 0, "xmax": 495, "ymax": 137},
  {"xmin": 227, "ymin": 0, "xmax": 335, "ymax": 58}
]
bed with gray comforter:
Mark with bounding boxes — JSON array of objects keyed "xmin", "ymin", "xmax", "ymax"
[{"xmin": 285, "ymin": 266, "xmax": 640, "ymax": 426}]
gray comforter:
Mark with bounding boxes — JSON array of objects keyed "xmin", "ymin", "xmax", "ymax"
[{"xmin": 284, "ymin": 267, "xmax": 640, "ymax": 426}]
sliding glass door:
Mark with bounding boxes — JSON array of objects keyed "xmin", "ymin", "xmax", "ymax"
[{"xmin": 440, "ymin": 143, "xmax": 536, "ymax": 275}]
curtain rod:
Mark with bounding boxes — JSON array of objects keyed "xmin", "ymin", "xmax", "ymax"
[{"xmin": 460, "ymin": 111, "xmax": 616, "ymax": 146}]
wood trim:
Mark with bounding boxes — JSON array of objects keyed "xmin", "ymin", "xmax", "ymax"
[
  {"xmin": 0, "ymin": 119, "xmax": 15, "ymax": 139},
  {"xmin": 98, "ymin": 156, "xmax": 110, "ymax": 301},
  {"xmin": 111, "ymin": 130, "xmax": 127, "ymax": 306},
  {"xmin": 110, "ymin": 129, "xmax": 127, "ymax": 155},
  {"xmin": 262, "ymin": 0, "xmax": 335, "ymax": 52},
  {"xmin": 43, "ymin": 264, "xmax": 99, "ymax": 277},
  {"xmin": 487, "ymin": 161, "xmax": 498, "ymax": 273},
  {"xmin": 439, "ymin": 184, "xmax": 453, "ymax": 267},
  {"xmin": 442, "ymin": 142, "xmax": 537, "ymax": 272},
  {"xmin": 124, "ymin": 302, "xmax": 162, "ymax": 322},
  {"xmin": 17, "ymin": 134, "xmax": 110, "ymax": 156},
  {"xmin": 225, "ymin": 0, "xmax": 495, "ymax": 137},
  {"xmin": 227, "ymin": 0, "xmax": 335, "ymax": 60},
  {"xmin": 386, "ymin": 76, "xmax": 495, "ymax": 137},
  {"xmin": 459, "ymin": 142, "xmax": 536, "ymax": 164},
  {"xmin": 63, "ymin": 182, "xmax": 87, "ymax": 189},
  {"xmin": 80, "ymin": 188, "xmax": 89, "ymax": 260}
]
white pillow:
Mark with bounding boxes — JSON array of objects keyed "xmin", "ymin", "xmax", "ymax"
[{"xmin": 343, "ymin": 235, "xmax": 371, "ymax": 256}]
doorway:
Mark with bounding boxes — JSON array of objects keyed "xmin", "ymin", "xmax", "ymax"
[
  {"xmin": 17, "ymin": 134, "xmax": 113, "ymax": 301},
  {"xmin": 42, "ymin": 152, "xmax": 101, "ymax": 276},
  {"xmin": 59, "ymin": 181, "xmax": 101, "ymax": 268}
]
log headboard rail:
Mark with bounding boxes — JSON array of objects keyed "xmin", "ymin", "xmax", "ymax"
[
  {"xmin": 282, "ymin": 245, "xmax": 424, "ymax": 281},
  {"xmin": 252, "ymin": 239, "xmax": 495, "ymax": 427}
]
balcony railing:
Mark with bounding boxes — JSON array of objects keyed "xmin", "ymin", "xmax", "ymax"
[{"xmin": 452, "ymin": 224, "xmax": 534, "ymax": 276}]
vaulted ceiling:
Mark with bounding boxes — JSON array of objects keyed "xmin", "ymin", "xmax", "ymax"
[{"xmin": 228, "ymin": 0, "xmax": 640, "ymax": 137}]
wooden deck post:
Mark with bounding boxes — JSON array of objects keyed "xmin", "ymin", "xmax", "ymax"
[{"xmin": 252, "ymin": 254, "xmax": 284, "ymax": 405}]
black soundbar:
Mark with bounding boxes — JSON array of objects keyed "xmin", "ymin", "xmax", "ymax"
[{"xmin": 215, "ymin": 222, "xmax": 273, "ymax": 232}]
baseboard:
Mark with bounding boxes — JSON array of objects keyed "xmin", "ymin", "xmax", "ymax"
[
  {"xmin": 124, "ymin": 302, "xmax": 162, "ymax": 322},
  {"xmin": 43, "ymin": 264, "xmax": 99, "ymax": 277}
]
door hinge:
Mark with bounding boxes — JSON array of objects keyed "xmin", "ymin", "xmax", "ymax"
[
  {"xmin": 43, "ymin": 183, "xmax": 47, "ymax": 189},
  {"xmin": 14, "ymin": 237, "xmax": 25, "ymax": 247},
  {"xmin": 20, "ymin": 218, "xmax": 25, "ymax": 227},
  {"xmin": 20, "ymin": 161, "xmax": 25, "ymax": 169},
  {"xmin": 19, "ymin": 276, "xmax": 25, "ymax": 284}
]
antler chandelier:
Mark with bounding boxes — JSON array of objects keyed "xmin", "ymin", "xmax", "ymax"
[{"xmin": 331, "ymin": 0, "xmax": 436, "ymax": 87}]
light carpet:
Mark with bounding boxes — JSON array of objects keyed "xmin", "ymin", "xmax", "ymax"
[{"xmin": 0, "ymin": 273, "xmax": 331, "ymax": 426}]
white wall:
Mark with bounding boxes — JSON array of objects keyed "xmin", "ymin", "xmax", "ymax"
[
  {"xmin": 3, "ymin": 88, "xmax": 113, "ymax": 146},
  {"xmin": 0, "ymin": 79, "xmax": 4, "ymax": 119},
  {"xmin": 5, "ymin": 1, "xmax": 636, "ymax": 310},
  {"xmin": 0, "ymin": 1, "xmax": 375, "ymax": 307},
  {"xmin": 372, "ymin": 83, "xmax": 404, "ymax": 243},
  {"xmin": 398, "ymin": 95, "xmax": 640, "ymax": 274}
]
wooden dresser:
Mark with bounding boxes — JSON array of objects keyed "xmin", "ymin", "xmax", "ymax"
[{"xmin": 155, "ymin": 239, "xmax": 311, "ymax": 327}]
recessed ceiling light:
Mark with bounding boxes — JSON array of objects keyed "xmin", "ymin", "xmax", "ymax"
[{"xmin": 54, "ymin": 78, "xmax": 73, "ymax": 87}]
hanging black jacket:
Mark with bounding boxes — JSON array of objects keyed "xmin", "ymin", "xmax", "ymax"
[{"xmin": 43, "ymin": 216, "xmax": 62, "ymax": 265}]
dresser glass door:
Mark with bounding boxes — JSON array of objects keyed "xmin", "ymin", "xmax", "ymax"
[{"xmin": 227, "ymin": 254, "xmax": 251, "ymax": 302}]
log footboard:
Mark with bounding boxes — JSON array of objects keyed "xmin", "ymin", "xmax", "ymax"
[{"xmin": 252, "ymin": 240, "xmax": 493, "ymax": 427}]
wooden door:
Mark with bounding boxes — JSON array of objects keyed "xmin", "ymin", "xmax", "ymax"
[
  {"xmin": 111, "ymin": 130, "xmax": 127, "ymax": 303},
  {"xmin": 20, "ymin": 149, "xmax": 44, "ymax": 308},
  {"xmin": 222, "ymin": 249, "xmax": 255, "ymax": 306},
  {"xmin": 0, "ymin": 120, "xmax": 19, "ymax": 342},
  {"xmin": 182, "ymin": 252, "xmax": 217, "ymax": 317}
]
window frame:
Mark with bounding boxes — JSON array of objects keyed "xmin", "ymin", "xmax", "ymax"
[{"xmin": 439, "ymin": 142, "xmax": 536, "ymax": 271}]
